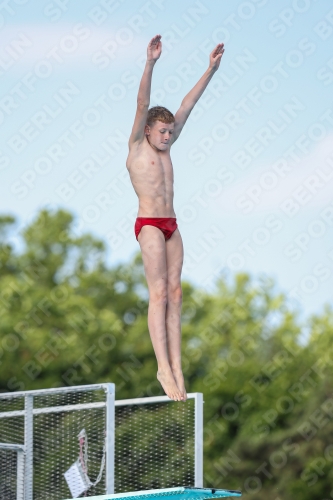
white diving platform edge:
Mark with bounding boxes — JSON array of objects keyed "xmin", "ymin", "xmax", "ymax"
[{"xmin": 63, "ymin": 486, "xmax": 242, "ymax": 500}]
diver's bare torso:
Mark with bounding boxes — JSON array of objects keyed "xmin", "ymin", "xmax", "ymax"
[{"xmin": 126, "ymin": 138, "xmax": 175, "ymax": 218}]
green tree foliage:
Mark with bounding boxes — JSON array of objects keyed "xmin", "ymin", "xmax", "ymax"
[{"xmin": 0, "ymin": 209, "xmax": 332, "ymax": 499}]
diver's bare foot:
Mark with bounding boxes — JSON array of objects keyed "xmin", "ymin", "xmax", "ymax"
[
  {"xmin": 157, "ymin": 369, "xmax": 183, "ymax": 401},
  {"xmin": 171, "ymin": 367, "xmax": 187, "ymax": 401}
]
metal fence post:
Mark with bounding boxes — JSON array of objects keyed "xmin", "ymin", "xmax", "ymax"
[
  {"xmin": 194, "ymin": 393, "xmax": 203, "ymax": 487},
  {"xmin": 24, "ymin": 394, "xmax": 33, "ymax": 500},
  {"xmin": 17, "ymin": 448, "xmax": 25, "ymax": 500},
  {"xmin": 105, "ymin": 383, "xmax": 115, "ymax": 494}
]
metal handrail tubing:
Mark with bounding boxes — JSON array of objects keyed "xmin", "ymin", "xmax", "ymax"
[
  {"xmin": 0, "ymin": 383, "xmax": 114, "ymax": 399},
  {"xmin": 0, "ymin": 442, "xmax": 25, "ymax": 451},
  {"xmin": 0, "ymin": 401, "xmax": 106, "ymax": 418},
  {"xmin": 115, "ymin": 392, "xmax": 199, "ymax": 406}
]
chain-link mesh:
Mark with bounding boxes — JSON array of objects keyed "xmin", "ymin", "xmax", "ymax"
[
  {"xmin": 115, "ymin": 399, "xmax": 195, "ymax": 493},
  {"xmin": 0, "ymin": 395, "xmax": 25, "ymax": 444},
  {"xmin": 0, "ymin": 449, "xmax": 18, "ymax": 500},
  {"xmin": 33, "ymin": 389, "xmax": 107, "ymax": 499},
  {"xmin": 0, "ymin": 387, "xmax": 109, "ymax": 500},
  {"xmin": 1, "ymin": 388, "xmax": 198, "ymax": 499},
  {"xmin": 0, "ymin": 394, "xmax": 25, "ymax": 500}
]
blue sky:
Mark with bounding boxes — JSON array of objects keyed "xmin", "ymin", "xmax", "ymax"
[{"xmin": 1, "ymin": 0, "xmax": 333, "ymax": 322}]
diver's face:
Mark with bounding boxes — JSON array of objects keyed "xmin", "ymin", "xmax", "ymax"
[{"xmin": 145, "ymin": 120, "xmax": 174, "ymax": 150}]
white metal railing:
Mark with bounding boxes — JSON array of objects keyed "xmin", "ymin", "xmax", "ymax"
[
  {"xmin": 0, "ymin": 443, "xmax": 25, "ymax": 500},
  {"xmin": 0, "ymin": 383, "xmax": 115, "ymax": 500},
  {"xmin": 0, "ymin": 385, "xmax": 203, "ymax": 498}
]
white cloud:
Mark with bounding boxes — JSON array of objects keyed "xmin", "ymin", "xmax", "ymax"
[
  {"xmin": 214, "ymin": 133, "xmax": 333, "ymax": 214},
  {"xmin": 1, "ymin": 23, "xmax": 146, "ymax": 68}
]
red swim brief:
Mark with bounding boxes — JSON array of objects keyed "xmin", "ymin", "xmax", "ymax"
[{"xmin": 135, "ymin": 217, "xmax": 178, "ymax": 241}]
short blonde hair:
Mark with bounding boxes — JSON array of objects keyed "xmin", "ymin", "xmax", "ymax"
[{"xmin": 147, "ymin": 106, "xmax": 175, "ymax": 126}]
